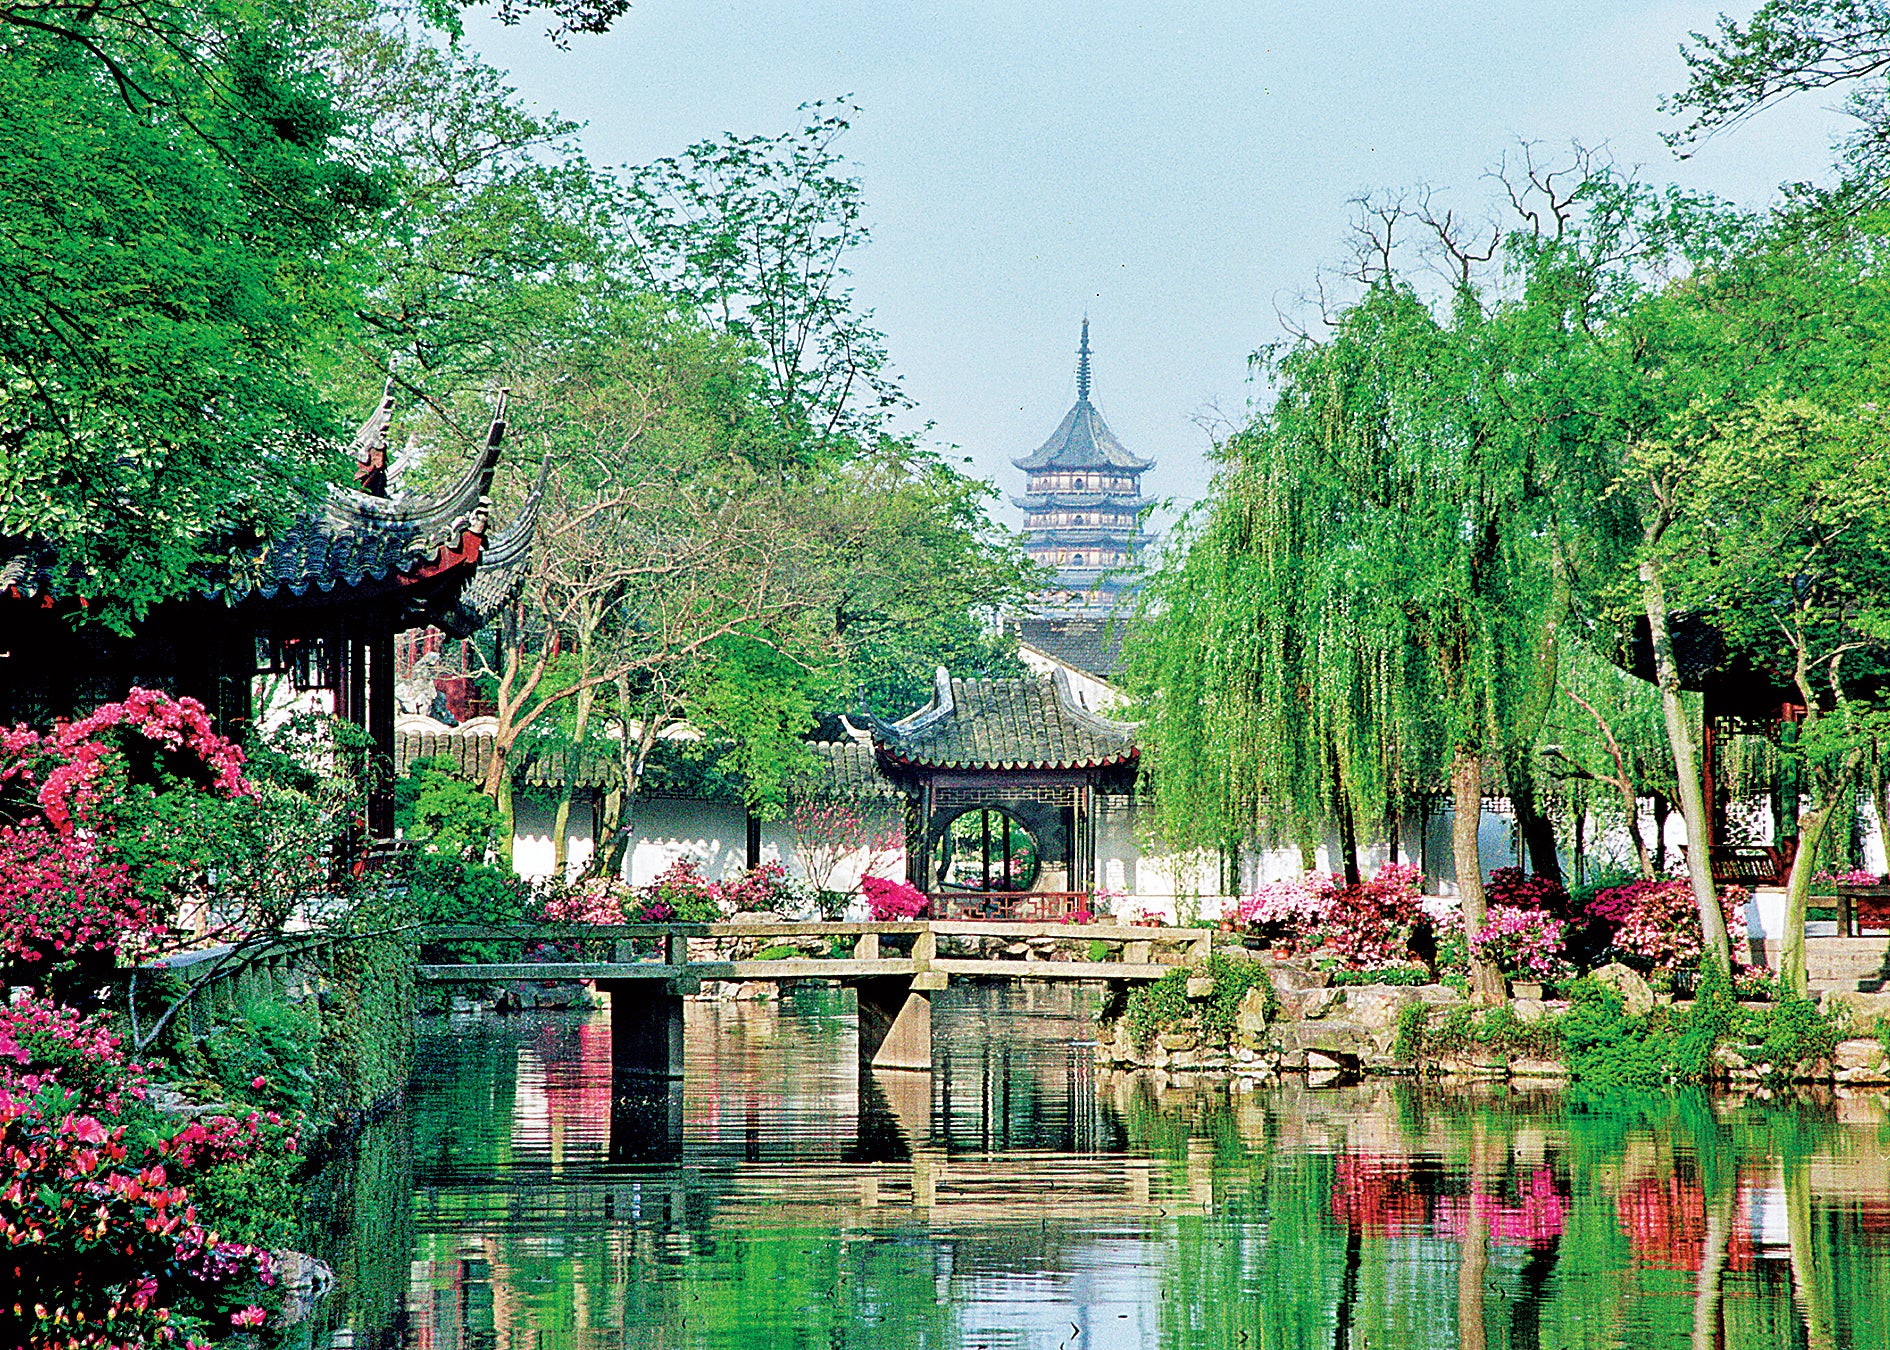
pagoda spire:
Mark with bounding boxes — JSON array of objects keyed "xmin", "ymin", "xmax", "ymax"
[{"xmin": 1076, "ymin": 318, "xmax": 1092, "ymax": 403}]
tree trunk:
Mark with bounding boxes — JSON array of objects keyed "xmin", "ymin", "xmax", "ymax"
[
  {"xmin": 1337, "ymin": 793, "xmax": 1362, "ymax": 887},
  {"xmin": 1509, "ymin": 766, "xmax": 1563, "ymax": 888},
  {"xmin": 1458, "ymin": 1121, "xmax": 1490, "ymax": 1350},
  {"xmin": 495, "ymin": 765, "xmax": 515, "ymax": 868},
  {"xmin": 1453, "ymin": 748, "xmax": 1503, "ymax": 1003},
  {"xmin": 1641, "ymin": 559, "xmax": 1733, "ymax": 978},
  {"xmin": 1786, "ymin": 1161, "xmax": 1837, "ymax": 1350},
  {"xmin": 1566, "ymin": 687, "xmax": 1650, "ymax": 878},
  {"xmin": 600, "ymin": 704, "xmax": 663, "ymax": 881},
  {"xmin": 552, "ymin": 682, "xmax": 596, "ymax": 879},
  {"xmin": 1691, "ymin": 1185, "xmax": 1732, "ymax": 1350},
  {"xmin": 1781, "ymin": 747, "xmax": 1866, "ymax": 997}
]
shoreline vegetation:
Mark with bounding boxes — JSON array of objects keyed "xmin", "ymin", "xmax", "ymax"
[{"xmin": 1091, "ymin": 947, "xmax": 1889, "ymax": 1092}]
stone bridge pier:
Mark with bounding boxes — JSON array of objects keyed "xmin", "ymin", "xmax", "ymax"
[{"xmin": 603, "ymin": 930, "xmax": 949, "ymax": 1077}]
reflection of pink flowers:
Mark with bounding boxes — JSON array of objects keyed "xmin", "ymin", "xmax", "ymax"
[
  {"xmin": 1433, "ymin": 1169, "xmax": 1570, "ymax": 1249},
  {"xmin": 1333, "ymin": 1153, "xmax": 1570, "ymax": 1249},
  {"xmin": 1616, "ymin": 1175, "xmax": 1706, "ymax": 1270},
  {"xmin": 1331, "ymin": 1154, "xmax": 1428, "ymax": 1236}
]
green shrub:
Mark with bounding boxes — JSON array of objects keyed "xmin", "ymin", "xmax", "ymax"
[
  {"xmin": 1195, "ymin": 955, "xmax": 1278, "ymax": 1043},
  {"xmin": 1392, "ymin": 1001, "xmax": 1427, "ymax": 1062},
  {"xmin": 1559, "ymin": 979, "xmax": 1668, "ymax": 1086},
  {"xmin": 1119, "ymin": 955, "xmax": 1275, "ymax": 1050},
  {"xmin": 754, "ymin": 943, "xmax": 797, "ymax": 960},
  {"xmin": 1332, "ymin": 965, "xmax": 1429, "ymax": 987},
  {"xmin": 1727, "ymin": 982, "xmax": 1847, "ymax": 1077},
  {"xmin": 1087, "ymin": 938, "xmax": 1111, "ymax": 963},
  {"xmin": 1123, "ymin": 970, "xmax": 1190, "ymax": 1050},
  {"xmin": 198, "ymin": 993, "xmax": 320, "ymax": 1113},
  {"xmin": 395, "ymin": 755, "xmax": 500, "ymax": 860},
  {"xmin": 1415, "ymin": 1002, "xmax": 1563, "ymax": 1065}
]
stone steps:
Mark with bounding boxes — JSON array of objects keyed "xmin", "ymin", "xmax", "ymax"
[{"xmin": 1805, "ymin": 938, "xmax": 1890, "ymax": 992}]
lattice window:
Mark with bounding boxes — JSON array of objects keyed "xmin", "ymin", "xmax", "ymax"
[{"xmin": 934, "ymin": 782, "xmax": 1077, "ymax": 809}]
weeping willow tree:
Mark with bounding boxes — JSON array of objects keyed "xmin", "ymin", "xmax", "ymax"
[{"xmin": 1126, "ymin": 280, "xmax": 1569, "ymax": 1000}]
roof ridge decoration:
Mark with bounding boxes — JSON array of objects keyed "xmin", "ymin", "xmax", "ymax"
[
  {"xmin": 351, "ymin": 365, "xmax": 399, "ymax": 496},
  {"xmin": 330, "ymin": 389, "xmax": 510, "ymax": 537},
  {"xmin": 209, "ymin": 387, "xmax": 518, "ymax": 607}
]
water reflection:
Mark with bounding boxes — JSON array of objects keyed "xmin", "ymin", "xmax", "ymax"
[{"xmin": 307, "ymin": 984, "xmax": 1890, "ymax": 1349}]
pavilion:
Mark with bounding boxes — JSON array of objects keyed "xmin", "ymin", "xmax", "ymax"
[{"xmin": 869, "ymin": 667, "xmax": 1139, "ymax": 917}]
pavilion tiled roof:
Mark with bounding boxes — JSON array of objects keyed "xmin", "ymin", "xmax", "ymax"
[
  {"xmin": 0, "ymin": 385, "xmax": 539, "ymax": 632},
  {"xmin": 809, "ymin": 739, "xmax": 898, "ymax": 799},
  {"xmin": 871, "ymin": 668, "xmax": 1137, "ymax": 771},
  {"xmin": 209, "ymin": 392, "xmax": 511, "ymax": 609}
]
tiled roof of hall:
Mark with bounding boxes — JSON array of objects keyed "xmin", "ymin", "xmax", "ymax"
[{"xmin": 869, "ymin": 666, "xmax": 1137, "ymax": 772}]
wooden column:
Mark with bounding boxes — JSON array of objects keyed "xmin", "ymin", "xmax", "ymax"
[{"xmin": 366, "ymin": 628, "xmax": 396, "ymax": 839}]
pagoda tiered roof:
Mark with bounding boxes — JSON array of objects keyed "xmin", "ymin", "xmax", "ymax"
[{"xmin": 1012, "ymin": 400, "xmax": 1154, "ymax": 473}]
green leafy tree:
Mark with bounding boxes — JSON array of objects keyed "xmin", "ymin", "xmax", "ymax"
[
  {"xmin": 1644, "ymin": 397, "xmax": 1890, "ymax": 993},
  {"xmin": 0, "ymin": 0, "xmax": 377, "ymax": 627}
]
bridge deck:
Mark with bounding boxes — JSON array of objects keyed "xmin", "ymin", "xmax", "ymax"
[
  {"xmin": 416, "ymin": 957, "xmax": 1171, "ymax": 983},
  {"xmin": 415, "ymin": 918, "xmax": 1209, "ymax": 988}
]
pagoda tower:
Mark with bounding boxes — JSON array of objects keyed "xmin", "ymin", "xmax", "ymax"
[{"xmin": 1011, "ymin": 321, "xmax": 1154, "ymax": 613}]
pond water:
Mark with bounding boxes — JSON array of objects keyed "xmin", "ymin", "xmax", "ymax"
[{"xmin": 302, "ymin": 984, "xmax": 1890, "ymax": 1350}]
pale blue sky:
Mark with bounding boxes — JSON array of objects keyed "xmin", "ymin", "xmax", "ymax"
[{"xmin": 466, "ymin": 1, "xmax": 1850, "ymax": 531}]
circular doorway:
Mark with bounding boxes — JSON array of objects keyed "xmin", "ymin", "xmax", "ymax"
[{"xmin": 935, "ymin": 808, "xmax": 1040, "ymax": 893}]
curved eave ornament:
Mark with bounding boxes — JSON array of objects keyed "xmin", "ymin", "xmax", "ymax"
[{"xmin": 432, "ymin": 453, "xmax": 549, "ymax": 638}]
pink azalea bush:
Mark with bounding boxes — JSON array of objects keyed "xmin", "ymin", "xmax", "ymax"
[
  {"xmin": 1470, "ymin": 906, "xmax": 1571, "ymax": 980},
  {"xmin": 1240, "ymin": 864, "xmax": 1428, "ymax": 968},
  {"xmin": 1585, "ymin": 878, "xmax": 1749, "ymax": 973},
  {"xmin": 541, "ymin": 879, "xmax": 635, "ymax": 925},
  {"xmin": 0, "ymin": 691, "xmax": 326, "ymax": 1347},
  {"xmin": 1484, "ymin": 867, "xmax": 1567, "ymax": 915},
  {"xmin": 542, "ymin": 859, "xmax": 800, "ymax": 925},
  {"xmin": 0, "ymin": 995, "xmax": 297, "ymax": 1349},
  {"xmin": 720, "ymin": 860, "xmax": 796, "ymax": 914},
  {"xmin": 633, "ymin": 858, "xmax": 727, "ymax": 922},
  {"xmin": 861, "ymin": 877, "xmax": 928, "ymax": 921},
  {"xmin": 1815, "ymin": 867, "xmax": 1882, "ymax": 887},
  {"xmin": 0, "ymin": 824, "xmax": 154, "ymax": 976},
  {"xmin": 0, "ymin": 689, "xmax": 282, "ymax": 986}
]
